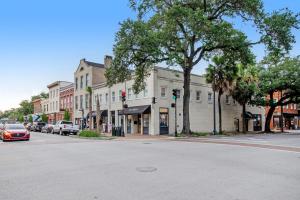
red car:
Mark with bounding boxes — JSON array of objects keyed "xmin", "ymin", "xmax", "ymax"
[{"xmin": 0, "ymin": 124, "xmax": 30, "ymax": 142}]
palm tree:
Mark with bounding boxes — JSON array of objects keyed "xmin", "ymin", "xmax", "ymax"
[
  {"xmin": 206, "ymin": 56, "xmax": 238, "ymax": 134},
  {"xmin": 231, "ymin": 65, "xmax": 259, "ymax": 133},
  {"xmin": 86, "ymin": 86, "xmax": 93, "ymax": 130}
]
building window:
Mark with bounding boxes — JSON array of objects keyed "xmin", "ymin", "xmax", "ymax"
[
  {"xmin": 80, "ymin": 76, "xmax": 83, "ymax": 89},
  {"xmin": 105, "ymin": 93, "xmax": 108, "ymax": 104},
  {"xmin": 225, "ymin": 95, "xmax": 230, "ymax": 104},
  {"xmin": 75, "ymin": 96, "xmax": 78, "ymax": 110},
  {"xmin": 161, "ymin": 86, "xmax": 167, "ymax": 98},
  {"xmin": 112, "ymin": 91, "xmax": 115, "ymax": 102},
  {"xmin": 196, "ymin": 91, "xmax": 201, "ymax": 101},
  {"xmin": 56, "ymin": 101, "xmax": 58, "ymax": 110},
  {"xmin": 144, "ymin": 87, "xmax": 148, "ymax": 97},
  {"xmin": 86, "ymin": 73, "xmax": 89, "ymax": 87},
  {"xmin": 176, "ymin": 89, "xmax": 180, "ymax": 99},
  {"xmin": 100, "ymin": 94, "xmax": 102, "ymax": 104},
  {"xmin": 208, "ymin": 92, "xmax": 212, "ymax": 103},
  {"xmin": 75, "ymin": 78, "xmax": 78, "ymax": 90},
  {"xmin": 80, "ymin": 95, "xmax": 83, "ymax": 109},
  {"xmin": 57, "ymin": 89, "xmax": 59, "ymax": 97},
  {"xmin": 119, "ymin": 90, "xmax": 122, "ymax": 101},
  {"xmin": 85, "ymin": 94, "xmax": 89, "ymax": 109},
  {"xmin": 233, "ymin": 99, "xmax": 236, "ymax": 105},
  {"xmin": 128, "ymin": 88, "xmax": 132, "ymax": 100}
]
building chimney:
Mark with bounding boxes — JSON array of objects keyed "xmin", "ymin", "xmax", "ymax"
[
  {"xmin": 104, "ymin": 55, "xmax": 113, "ymax": 68},
  {"xmin": 80, "ymin": 58, "xmax": 86, "ymax": 64}
]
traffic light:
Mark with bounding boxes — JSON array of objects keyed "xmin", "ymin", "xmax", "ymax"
[
  {"xmin": 152, "ymin": 97, "xmax": 156, "ymax": 104},
  {"xmin": 121, "ymin": 90, "xmax": 126, "ymax": 102},
  {"xmin": 172, "ymin": 89, "xmax": 177, "ymax": 100}
]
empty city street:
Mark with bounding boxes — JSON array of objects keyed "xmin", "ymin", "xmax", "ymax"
[{"xmin": 0, "ymin": 132, "xmax": 300, "ymax": 200}]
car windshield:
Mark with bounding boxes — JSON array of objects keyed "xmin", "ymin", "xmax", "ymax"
[
  {"xmin": 6, "ymin": 124, "xmax": 25, "ymax": 130},
  {"xmin": 61, "ymin": 121, "xmax": 73, "ymax": 125}
]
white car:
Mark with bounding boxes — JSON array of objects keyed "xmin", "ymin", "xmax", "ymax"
[{"xmin": 52, "ymin": 121, "xmax": 79, "ymax": 136}]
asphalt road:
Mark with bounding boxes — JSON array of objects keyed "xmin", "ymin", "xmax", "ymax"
[{"xmin": 0, "ymin": 132, "xmax": 300, "ymax": 200}]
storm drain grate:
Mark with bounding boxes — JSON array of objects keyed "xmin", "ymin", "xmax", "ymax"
[{"xmin": 136, "ymin": 167, "xmax": 157, "ymax": 173}]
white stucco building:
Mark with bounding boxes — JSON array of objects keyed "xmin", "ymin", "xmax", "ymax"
[{"xmin": 90, "ymin": 66, "xmax": 265, "ymax": 135}]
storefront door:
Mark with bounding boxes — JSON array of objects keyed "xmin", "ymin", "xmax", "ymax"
[{"xmin": 159, "ymin": 108, "xmax": 169, "ymax": 135}]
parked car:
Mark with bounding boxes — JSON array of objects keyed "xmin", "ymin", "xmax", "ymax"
[
  {"xmin": 0, "ymin": 124, "xmax": 4, "ymax": 132},
  {"xmin": 0, "ymin": 124, "xmax": 30, "ymax": 142},
  {"xmin": 52, "ymin": 121, "xmax": 79, "ymax": 135},
  {"xmin": 33, "ymin": 122, "xmax": 47, "ymax": 132},
  {"xmin": 25, "ymin": 123, "xmax": 32, "ymax": 131},
  {"xmin": 41, "ymin": 124, "xmax": 53, "ymax": 133}
]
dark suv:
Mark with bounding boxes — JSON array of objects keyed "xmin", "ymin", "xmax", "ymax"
[{"xmin": 34, "ymin": 122, "xmax": 46, "ymax": 132}]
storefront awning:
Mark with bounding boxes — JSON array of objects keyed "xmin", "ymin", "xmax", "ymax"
[
  {"xmin": 244, "ymin": 111, "xmax": 254, "ymax": 119},
  {"xmin": 86, "ymin": 110, "xmax": 108, "ymax": 119},
  {"xmin": 120, "ymin": 105, "xmax": 151, "ymax": 115}
]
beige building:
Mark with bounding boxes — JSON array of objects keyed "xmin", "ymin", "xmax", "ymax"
[
  {"xmin": 73, "ymin": 56, "xmax": 111, "ymax": 125},
  {"xmin": 90, "ymin": 66, "xmax": 265, "ymax": 135},
  {"xmin": 47, "ymin": 81, "xmax": 73, "ymax": 123}
]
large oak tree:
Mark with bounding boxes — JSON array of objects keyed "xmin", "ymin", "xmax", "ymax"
[{"xmin": 106, "ymin": 0, "xmax": 299, "ymax": 135}]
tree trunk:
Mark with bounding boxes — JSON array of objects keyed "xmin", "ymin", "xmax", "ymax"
[
  {"xmin": 218, "ymin": 91, "xmax": 222, "ymax": 134},
  {"xmin": 242, "ymin": 103, "xmax": 246, "ymax": 133},
  {"xmin": 182, "ymin": 68, "xmax": 191, "ymax": 135},
  {"xmin": 89, "ymin": 93, "xmax": 92, "ymax": 130},
  {"xmin": 265, "ymin": 106, "xmax": 276, "ymax": 133}
]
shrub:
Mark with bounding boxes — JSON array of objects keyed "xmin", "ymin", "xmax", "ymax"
[
  {"xmin": 191, "ymin": 132, "xmax": 210, "ymax": 137},
  {"xmin": 79, "ymin": 130, "xmax": 99, "ymax": 137}
]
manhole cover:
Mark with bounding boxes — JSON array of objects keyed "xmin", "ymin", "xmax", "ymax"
[{"xmin": 136, "ymin": 167, "xmax": 157, "ymax": 173}]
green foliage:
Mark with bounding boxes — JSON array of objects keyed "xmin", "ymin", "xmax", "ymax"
[
  {"xmin": 107, "ymin": 0, "xmax": 298, "ymax": 92},
  {"xmin": 86, "ymin": 86, "xmax": 92, "ymax": 94},
  {"xmin": 191, "ymin": 132, "xmax": 210, "ymax": 137},
  {"xmin": 205, "ymin": 56, "xmax": 240, "ymax": 95},
  {"xmin": 29, "ymin": 115, "xmax": 33, "ymax": 123},
  {"xmin": 254, "ymin": 56, "xmax": 300, "ymax": 106},
  {"xmin": 18, "ymin": 115, "xmax": 24, "ymax": 122},
  {"xmin": 63, "ymin": 110, "xmax": 71, "ymax": 121},
  {"xmin": 232, "ymin": 65, "xmax": 260, "ymax": 106},
  {"xmin": 79, "ymin": 130, "xmax": 99, "ymax": 137},
  {"xmin": 41, "ymin": 113, "xmax": 48, "ymax": 123}
]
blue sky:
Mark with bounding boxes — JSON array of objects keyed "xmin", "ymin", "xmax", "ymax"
[{"xmin": 0, "ymin": 0, "xmax": 299, "ymax": 111}]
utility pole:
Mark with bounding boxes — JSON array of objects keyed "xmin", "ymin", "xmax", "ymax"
[{"xmin": 213, "ymin": 65, "xmax": 217, "ymax": 135}]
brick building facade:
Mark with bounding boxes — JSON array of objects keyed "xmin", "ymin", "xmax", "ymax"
[{"xmin": 265, "ymin": 91, "xmax": 299, "ymax": 130}]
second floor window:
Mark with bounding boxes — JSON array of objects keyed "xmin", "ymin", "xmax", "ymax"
[
  {"xmin": 208, "ymin": 92, "xmax": 212, "ymax": 103},
  {"xmin": 105, "ymin": 93, "xmax": 108, "ymax": 104},
  {"xmin": 144, "ymin": 87, "xmax": 148, "ymax": 97},
  {"xmin": 128, "ymin": 88, "xmax": 132, "ymax": 100},
  {"xmin": 161, "ymin": 87, "xmax": 166, "ymax": 98},
  {"xmin": 225, "ymin": 95, "xmax": 230, "ymax": 104},
  {"xmin": 75, "ymin": 78, "xmax": 78, "ymax": 90},
  {"xmin": 80, "ymin": 76, "xmax": 83, "ymax": 89},
  {"xmin": 80, "ymin": 95, "xmax": 83, "ymax": 109},
  {"xmin": 112, "ymin": 91, "xmax": 115, "ymax": 102},
  {"xmin": 86, "ymin": 73, "xmax": 89, "ymax": 87},
  {"xmin": 196, "ymin": 91, "xmax": 201, "ymax": 101},
  {"xmin": 119, "ymin": 90, "xmax": 122, "ymax": 101}
]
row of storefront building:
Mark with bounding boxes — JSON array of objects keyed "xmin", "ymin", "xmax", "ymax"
[{"xmin": 32, "ymin": 56, "xmax": 300, "ymax": 135}]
